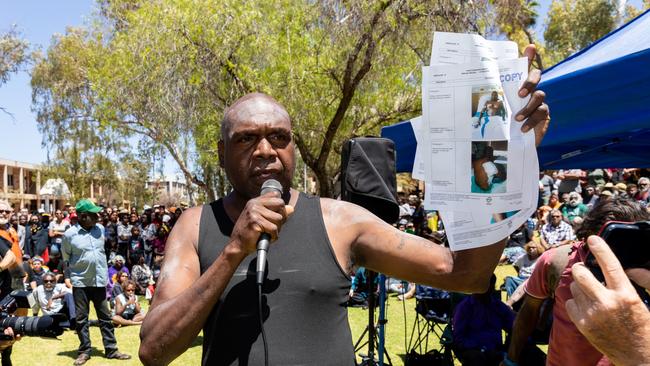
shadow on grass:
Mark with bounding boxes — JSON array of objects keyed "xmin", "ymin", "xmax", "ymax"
[
  {"xmin": 397, "ymin": 353, "xmax": 407, "ymax": 362},
  {"xmin": 190, "ymin": 335, "xmax": 203, "ymax": 349},
  {"xmin": 57, "ymin": 346, "xmax": 103, "ymax": 359}
]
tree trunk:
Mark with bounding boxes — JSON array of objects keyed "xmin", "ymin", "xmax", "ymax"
[{"xmin": 313, "ymin": 166, "xmax": 333, "ymax": 198}]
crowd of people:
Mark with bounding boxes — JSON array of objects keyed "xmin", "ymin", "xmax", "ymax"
[
  {"xmin": 0, "ymin": 87, "xmax": 646, "ymax": 366},
  {"xmin": 0, "ymin": 171, "xmax": 647, "ymax": 366},
  {"xmin": 373, "ymin": 168, "xmax": 650, "ymax": 366},
  {"xmin": 0, "ymin": 199, "xmax": 184, "ymax": 365}
]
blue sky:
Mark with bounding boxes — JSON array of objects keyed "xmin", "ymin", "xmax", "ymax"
[
  {"xmin": 0, "ymin": 0, "xmax": 643, "ymax": 169},
  {"xmin": 0, "ymin": 1, "xmax": 96, "ymax": 164}
]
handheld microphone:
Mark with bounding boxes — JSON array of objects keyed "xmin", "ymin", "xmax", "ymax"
[{"xmin": 256, "ymin": 179, "xmax": 283, "ymax": 285}]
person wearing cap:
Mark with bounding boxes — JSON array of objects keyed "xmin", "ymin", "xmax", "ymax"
[
  {"xmin": 46, "ymin": 244, "xmax": 66, "ymax": 283},
  {"xmin": 599, "ymin": 189, "xmax": 613, "ymax": 202},
  {"xmin": 614, "ymin": 182, "xmax": 628, "ymax": 198},
  {"xmin": 602, "ymin": 182, "xmax": 615, "ymax": 194},
  {"xmin": 62, "ymin": 199, "xmax": 131, "ymax": 365},
  {"xmin": 69, "ymin": 212, "xmax": 78, "ymax": 226}
]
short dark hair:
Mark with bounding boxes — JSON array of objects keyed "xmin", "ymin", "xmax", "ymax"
[{"xmin": 575, "ymin": 197, "xmax": 650, "ymax": 239}]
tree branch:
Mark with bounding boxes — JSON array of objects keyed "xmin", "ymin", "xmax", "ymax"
[
  {"xmin": 0, "ymin": 107, "xmax": 15, "ymax": 121},
  {"xmin": 315, "ymin": 1, "xmax": 394, "ymax": 172}
]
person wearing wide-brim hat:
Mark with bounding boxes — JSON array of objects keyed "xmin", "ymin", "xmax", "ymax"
[{"xmin": 62, "ymin": 199, "xmax": 131, "ymax": 365}]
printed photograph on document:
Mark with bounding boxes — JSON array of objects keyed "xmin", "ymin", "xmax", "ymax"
[
  {"xmin": 470, "ymin": 85, "xmax": 508, "ymax": 140},
  {"xmin": 471, "ymin": 141, "xmax": 508, "ymax": 194},
  {"xmin": 491, "ymin": 210, "xmax": 519, "ymax": 224}
]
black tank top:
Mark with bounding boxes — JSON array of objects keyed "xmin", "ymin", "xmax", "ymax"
[{"xmin": 198, "ymin": 193, "xmax": 354, "ymax": 366}]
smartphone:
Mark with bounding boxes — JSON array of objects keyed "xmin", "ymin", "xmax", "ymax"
[{"xmin": 586, "ymin": 221, "xmax": 650, "ymax": 306}]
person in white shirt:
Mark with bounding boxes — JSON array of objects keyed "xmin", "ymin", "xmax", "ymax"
[
  {"xmin": 112, "ymin": 280, "xmax": 145, "ymax": 327},
  {"xmin": 34, "ymin": 272, "xmax": 75, "ymax": 328},
  {"xmin": 48, "ymin": 210, "xmax": 70, "ymax": 254}
]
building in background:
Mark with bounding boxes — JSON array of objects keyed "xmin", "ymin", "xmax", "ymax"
[
  {"xmin": 0, "ymin": 158, "xmax": 43, "ymax": 210},
  {"xmin": 39, "ymin": 178, "xmax": 71, "ymax": 212},
  {"xmin": 146, "ymin": 174, "xmax": 191, "ymax": 207}
]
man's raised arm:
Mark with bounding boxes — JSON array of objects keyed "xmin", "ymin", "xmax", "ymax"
[
  {"xmin": 321, "ymin": 44, "xmax": 550, "ymax": 292},
  {"xmin": 323, "ymin": 199, "xmax": 503, "ymax": 294}
]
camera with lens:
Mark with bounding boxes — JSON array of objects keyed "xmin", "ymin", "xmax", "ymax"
[{"xmin": 0, "ymin": 290, "xmax": 64, "ymax": 338}]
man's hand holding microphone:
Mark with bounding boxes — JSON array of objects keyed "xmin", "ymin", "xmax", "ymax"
[{"xmin": 227, "ymin": 180, "xmax": 294, "ymax": 284}]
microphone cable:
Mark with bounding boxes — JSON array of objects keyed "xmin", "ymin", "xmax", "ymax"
[
  {"xmin": 255, "ymin": 179, "xmax": 282, "ymax": 366},
  {"xmin": 258, "ymin": 283, "xmax": 269, "ymax": 366}
]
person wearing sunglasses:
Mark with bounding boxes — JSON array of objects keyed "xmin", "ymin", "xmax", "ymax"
[
  {"xmin": 34, "ymin": 272, "xmax": 75, "ymax": 328},
  {"xmin": 539, "ymin": 209, "xmax": 576, "ymax": 249}
]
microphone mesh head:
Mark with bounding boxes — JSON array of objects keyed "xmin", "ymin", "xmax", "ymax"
[{"xmin": 260, "ymin": 179, "xmax": 283, "ymax": 196}]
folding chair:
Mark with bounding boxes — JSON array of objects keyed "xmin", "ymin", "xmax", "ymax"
[{"xmin": 405, "ymin": 285, "xmax": 454, "ymax": 366}]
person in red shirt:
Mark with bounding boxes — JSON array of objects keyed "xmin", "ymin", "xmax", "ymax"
[
  {"xmin": 504, "ymin": 198, "xmax": 649, "ymax": 366},
  {"xmin": 566, "ymin": 235, "xmax": 650, "ymax": 366}
]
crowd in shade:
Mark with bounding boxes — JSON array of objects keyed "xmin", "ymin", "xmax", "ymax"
[{"xmin": 348, "ymin": 168, "xmax": 650, "ymax": 366}]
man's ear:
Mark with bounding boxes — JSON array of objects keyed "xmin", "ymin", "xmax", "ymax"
[{"xmin": 218, "ymin": 140, "xmax": 225, "ymax": 168}]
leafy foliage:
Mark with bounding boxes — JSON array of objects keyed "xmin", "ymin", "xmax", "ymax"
[
  {"xmin": 34, "ymin": 0, "xmax": 649, "ymax": 200},
  {"xmin": 0, "ymin": 28, "xmax": 29, "ymax": 115},
  {"xmin": 544, "ymin": 0, "xmax": 617, "ymax": 65},
  {"xmin": 490, "ymin": 0, "xmax": 546, "ymax": 69},
  {"xmin": 0, "ymin": 28, "xmax": 28, "ymax": 86},
  {"xmin": 31, "ymin": 0, "xmax": 494, "ymax": 199}
]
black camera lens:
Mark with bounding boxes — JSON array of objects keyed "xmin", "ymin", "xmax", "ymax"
[{"xmin": 0, "ymin": 315, "xmax": 64, "ymax": 338}]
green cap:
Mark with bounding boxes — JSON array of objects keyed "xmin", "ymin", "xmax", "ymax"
[{"xmin": 75, "ymin": 199, "xmax": 102, "ymax": 214}]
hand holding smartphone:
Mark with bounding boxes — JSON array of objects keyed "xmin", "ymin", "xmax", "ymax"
[{"xmin": 586, "ymin": 221, "xmax": 650, "ymax": 306}]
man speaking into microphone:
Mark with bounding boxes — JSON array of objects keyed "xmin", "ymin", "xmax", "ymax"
[{"xmin": 139, "ymin": 48, "xmax": 550, "ymax": 366}]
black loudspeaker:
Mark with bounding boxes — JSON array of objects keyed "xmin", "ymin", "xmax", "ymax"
[{"xmin": 340, "ymin": 137, "xmax": 399, "ymax": 224}]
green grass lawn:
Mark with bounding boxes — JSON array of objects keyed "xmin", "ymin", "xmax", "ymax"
[{"xmin": 10, "ymin": 265, "xmax": 526, "ymax": 365}]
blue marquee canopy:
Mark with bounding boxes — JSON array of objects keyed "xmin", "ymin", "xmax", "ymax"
[{"xmin": 382, "ymin": 9, "xmax": 650, "ymax": 172}]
